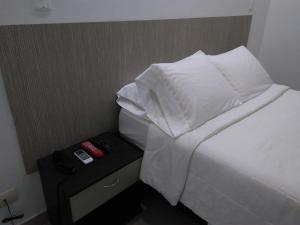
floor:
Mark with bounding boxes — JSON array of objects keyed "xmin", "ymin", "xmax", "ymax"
[
  {"xmin": 127, "ymin": 189, "xmax": 207, "ymax": 225},
  {"xmin": 42, "ymin": 188, "xmax": 207, "ymax": 225}
]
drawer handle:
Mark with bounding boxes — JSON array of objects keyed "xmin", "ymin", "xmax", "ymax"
[{"xmin": 103, "ymin": 178, "xmax": 120, "ymax": 188}]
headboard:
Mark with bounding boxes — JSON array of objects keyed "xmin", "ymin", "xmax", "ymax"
[{"xmin": 0, "ymin": 16, "xmax": 252, "ymax": 173}]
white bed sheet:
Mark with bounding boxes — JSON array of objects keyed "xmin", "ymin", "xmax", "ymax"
[
  {"xmin": 119, "ymin": 109, "xmax": 151, "ymax": 150},
  {"xmin": 180, "ymin": 88, "xmax": 300, "ymax": 225},
  {"xmin": 140, "ymin": 84, "xmax": 300, "ymax": 225}
]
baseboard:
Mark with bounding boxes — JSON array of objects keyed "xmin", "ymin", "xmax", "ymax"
[{"xmin": 21, "ymin": 211, "xmax": 48, "ymax": 225}]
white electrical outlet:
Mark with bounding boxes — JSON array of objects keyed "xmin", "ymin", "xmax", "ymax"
[
  {"xmin": 0, "ymin": 188, "xmax": 18, "ymax": 208},
  {"xmin": 34, "ymin": 0, "xmax": 52, "ymax": 11}
]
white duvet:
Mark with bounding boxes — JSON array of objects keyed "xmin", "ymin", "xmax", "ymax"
[{"xmin": 140, "ymin": 84, "xmax": 300, "ymax": 225}]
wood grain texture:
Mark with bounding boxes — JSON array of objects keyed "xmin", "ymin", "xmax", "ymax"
[{"xmin": 0, "ymin": 16, "xmax": 251, "ymax": 173}]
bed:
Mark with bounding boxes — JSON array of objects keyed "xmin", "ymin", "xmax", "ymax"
[{"xmin": 117, "ymin": 47, "xmax": 300, "ymax": 225}]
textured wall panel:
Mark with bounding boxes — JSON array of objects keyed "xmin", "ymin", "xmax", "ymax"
[{"xmin": 0, "ymin": 16, "xmax": 251, "ymax": 173}]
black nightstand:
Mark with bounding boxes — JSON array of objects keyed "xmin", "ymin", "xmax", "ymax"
[{"xmin": 38, "ymin": 132, "xmax": 143, "ymax": 225}]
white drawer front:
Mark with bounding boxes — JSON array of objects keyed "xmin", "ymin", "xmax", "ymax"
[{"xmin": 70, "ymin": 158, "xmax": 141, "ymax": 222}]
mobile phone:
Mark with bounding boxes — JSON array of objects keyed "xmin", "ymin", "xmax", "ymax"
[{"xmin": 74, "ymin": 149, "xmax": 94, "ymax": 164}]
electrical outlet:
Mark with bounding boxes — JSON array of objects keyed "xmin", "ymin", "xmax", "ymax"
[
  {"xmin": 0, "ymin": 188, "xmax": 18, "ymax": 208},
  {"xmin": 34, "ymin": 0, "xmax": 52, "ymax": 11}
]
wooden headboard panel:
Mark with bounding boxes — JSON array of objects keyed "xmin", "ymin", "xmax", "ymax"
[{"xmin": 0, "ymin": 16, "xmax": 251, "ymax": 173}]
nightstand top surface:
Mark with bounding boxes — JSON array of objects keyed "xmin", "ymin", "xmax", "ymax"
[{"xmin": 38, "ymin": 132, "xmax": 143, "ymax": 196}]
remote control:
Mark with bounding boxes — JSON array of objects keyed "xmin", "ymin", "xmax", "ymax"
[
  {"xmin": 81, "ymin": 141, "xmax": 105, "ymax": 158},
  {"xmin": 74, "ymin": 149, "xmax": 94, "ymax": 164}
]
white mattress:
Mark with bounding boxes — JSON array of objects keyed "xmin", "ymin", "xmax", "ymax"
[{"xmin": 118, "ymin": 109, "xmax": 151, "ymax": 150}]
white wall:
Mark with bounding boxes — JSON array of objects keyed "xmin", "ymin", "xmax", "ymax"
[
  {"xmin": 0, "ymin": 70, "xmax": 45, "ymax": 224},
  {"xmin": 258, "ymin": 0, "xmax": 300, "ymax": 89},
  {"xmin": 0, "ymin": 0, "xmax": 270, "ymax": 224},
  {"xmin": 247, "ymin": 0, "xmax": 270, "ymax": 56},
  {"xmin": 0, "ymin": 0, "xmax": 255, "ymax": 25}
]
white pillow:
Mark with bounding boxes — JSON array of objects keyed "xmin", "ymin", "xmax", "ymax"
[
  {"xmin": 209, "ymin": 46, "xmax": 273, "ymax": 102},
  {"xmin": 116, "ymin": 83, "xmax": 147, "ymax": 118},
  {"xmin": 135, "ymin": 52, "xmax": 241, "ymax": 137}
]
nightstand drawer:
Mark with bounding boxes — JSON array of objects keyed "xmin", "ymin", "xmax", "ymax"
[{"xmin": 70, "ymin": 158, "xmax": 142, "ymax": 222}]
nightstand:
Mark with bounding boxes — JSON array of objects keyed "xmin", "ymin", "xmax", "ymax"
[{"xmin": 38, "ymin": 132, "xmax": 143, "ymax": 225}]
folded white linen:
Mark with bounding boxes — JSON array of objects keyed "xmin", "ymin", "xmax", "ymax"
[
  {"xmin": 116, "ymin": 82, "xmax": 147, "ymax": 119},
  {"xmin": 140, "ymin": 84, "xmax": 289, "ymax": 205},
  {"xmin": 136, "ymin": 52, "xmax": 240, "ymax": 138}
]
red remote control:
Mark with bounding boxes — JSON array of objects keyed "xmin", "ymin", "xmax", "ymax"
[{"xmin": 81, "ymin": 141, "xmax": 105, "ymax": 158}]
